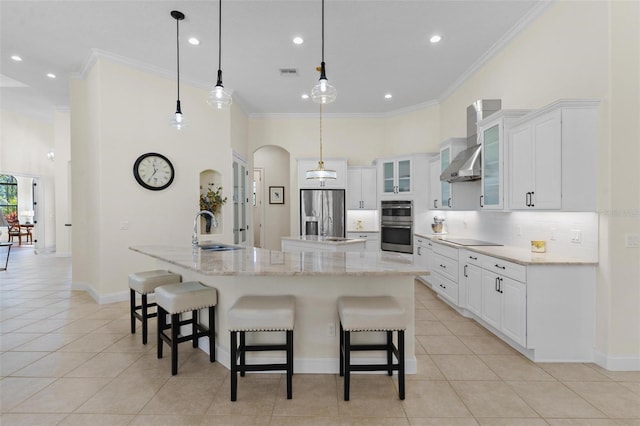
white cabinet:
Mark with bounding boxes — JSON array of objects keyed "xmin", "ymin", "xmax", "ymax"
[
  {"xmin": 460, "ymin": 250, "xmax": 482, "ymax": 316},
  {"xmin": 378, "ymin": 156, "xmax": 412, "ymax": 197},
  {"xmin": 438, "ymin": 138, "xmax": 466, "ymax": 209},
  {"xmin": 298, "ymin": 158, "xmax": 347, "ymax": 189},
  {"xmin": 507, "ymin": 100, "xmax": 599, "ymax": 211},
  {"xmin": 432, "ymin": 139, "xmax": 478, "ymax": 210},
  {"xmin": 428, "ymin": 156, "xmax": 441, "ymax": 209},
  {"xmin": 477, "ymin": 110, "xmax": 529, "ymax": 210},
  {"xmin": 414, "ymin": 235, "xmax": 433, "ymax": 282},
  {"xmin": 430, "ymin": 241, "xmax": 459, "ymax": 305},
  {"xmin": 347, "ymin": 232, "xmax": 380, "ymax": 252},
  {"xmin": 347, "ymin": 166, "xmax": 377, "ymax": 209},
  {"xmin": 481, "ymin": 270, "xmax": 526, "ymax": 347}
]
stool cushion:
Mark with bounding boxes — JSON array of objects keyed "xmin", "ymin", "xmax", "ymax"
[
  {"xmin": 155, "ymin": 282, "xmax": 217, "ymax": 314},
  {"xmin": 228, "ymin": 295, "xmax": 295, "ymax": 331},
  {"xmin": 129, "ymin": 270, "xmax": 181, "ymax": 295},
  {"xmin": 338, "ymin": 296, "xmax": 406, "ymax": 331}
]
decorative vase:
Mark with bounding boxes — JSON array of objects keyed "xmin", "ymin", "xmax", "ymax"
[{"xmin": 205, "ymin": 215, "xmax": 212, "ymax": 234}]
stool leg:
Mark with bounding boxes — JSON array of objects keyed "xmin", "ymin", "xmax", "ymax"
[
  {"xmin": 386, "ymin": 330, "xmax": 393, "ymax": 376},
  {"xmin": 286, "ymin": 329, "xmax": 293, "ymax": 399},
  {"xmin": 230, "ymin": 331, "xmax": 238, "ymax": 401},
  {"xmin": 339, "ymin": 322, "xmax": 344, "ymax": 377},
  {"xmin": 239, "ymin": 332, "xmax": 246, "ymax": 377},
  {"xmin": 157, "ymin": 307, "xmax": 165, "ymax": 359},
  {"xmin": 344, "ymin": 330, "xmax": 351, "ymax": 401},
  {"xmin": 141, "ymin": 294, "xmax": 149, "ymax": 345},
  {"xmin": 171, "ymin": 313, "xmax": 179, "ymax": 375},
  {"xmin": 192, "ymin": 309, "xmax": 199, "ymax": 348},
  {"xmin": 130, "ymin": 289, "xmax": 136, "ymax": 334},
  {"xmin": 208, "ymin": 306, "xmax": 215, "ymax": 362},
  {"xmin": 398, "ymin": 330, "xmax": 405, "ymax": 400}
]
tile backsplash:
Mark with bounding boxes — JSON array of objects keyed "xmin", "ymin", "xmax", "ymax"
[
  {"xmin": 417, "ymin": 210, "xmax": 598, "ymax": 260},
  {"xmin": 346, "ymin": 210, "xmax": 379, "ymax": 232}
]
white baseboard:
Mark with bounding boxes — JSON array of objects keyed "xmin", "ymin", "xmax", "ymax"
[
  {"xmin": 72, "ymin": 282, "xmax": 128, "ymax": 305},
  {"xmin": 593, "ymin": 350, "xmax": 640, "ymax": 371}
]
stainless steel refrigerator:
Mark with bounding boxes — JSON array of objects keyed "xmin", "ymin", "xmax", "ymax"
[{"xmin": 300, "ymin": 189, "xmax": 345, "ymax": 237}]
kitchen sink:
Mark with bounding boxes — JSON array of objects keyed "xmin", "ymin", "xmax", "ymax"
[
  {"xmin": 199, "ymin": 243, "xmax": 244, "ymax": 251},
  {"xmin": 324, "ymin": 237, "xmax": 349, "ymax": 242}
]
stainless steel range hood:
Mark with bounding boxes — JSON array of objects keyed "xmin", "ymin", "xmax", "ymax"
[{"xmin": 441, "ymin": 99, "xmax": 501, "ymax": 183}]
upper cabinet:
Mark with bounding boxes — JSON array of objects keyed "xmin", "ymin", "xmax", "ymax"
[
  {"xmin": 347, "ymin": 166, "xmax": 377, "ymax": 210},
  {"xmin": 428, "ymin": 155, "xmax": 441, "ymax": 209},
  {"xmin": 378, "ymin": 155, "xmax": 413, "ymax": 197},
  {"xmin": 298, "ymin": 158, "xmax": 348, "ymax": 189},
  {"xmin": 436, "ymin": 138, "xmax": 478, "ymax": 210},
  {"xmin": 438, "ymin": 138, "xmax": 466, "ymax": 209},
  {"xmin": 508, "ymin": 100, "xmax": 598, "ymax": 211},
  {"xmin": 477, "ymin": 110, "xmax": 530, "ymax": 210}
]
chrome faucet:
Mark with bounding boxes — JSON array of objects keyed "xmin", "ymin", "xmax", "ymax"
[{"xmin": 192, "ymin": 210, "xmax": 218, "ymax": 248}]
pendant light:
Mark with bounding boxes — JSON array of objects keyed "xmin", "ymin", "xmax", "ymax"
[
  {"xmin": 306, "ymin": 104, "xmax": 337, "ymax": 180},
  {"xmin": 310, "ymin": 0, "xmax": 337, "ymax": 104},
  {"xmin": 170, "ymin": 10, "xmax": 185, "ymax": 129},
  {"xmin": 207, "ymin": 0, "xmax": 232, "ymax": 109}
]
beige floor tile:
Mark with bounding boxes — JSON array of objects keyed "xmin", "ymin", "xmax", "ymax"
[
  {"xmin": 507, "ymin": 380, "xmax": 606, "ymax": 418},
  {"xmin": 65, "ymin": 352, "xmax": 143, "ymax": 377},
  {"xmin": 431, "ymin": 308, "xmax": 468, "ymax": 322},
  {"xmin": 12, "ymin": 332, "xmax": 83, "ymax": 352},
  {"xmin": 402, "ymin": 380, "xmax": 473, "ymax": 418},
  {"xmin": 11, "ymin": 319, "xmax": 69, "ymax": 333},
  {"xmin": 339, "ymin": 417, "xmax": 410, "ymax": 425},
  {"xmin": 200, "ymin": 415, "xmax": 272, "ymax": 425},
  {"xmin": 409, "ymin": 354, "xmax": 447, "ymax": 381},
  {"xmin": 563, "ymin": 381, "xmax": 640, "ymax": 418},
  {"xmin": 55, "ymin": 318, "xmax": 112, "ymax": 334},
  {"xmin": 408, "ymin": 419, "xmax": 479, "ymax": 426},
  {"xmin": 140, "ymin": 377, "xmax": 224, "ymax": 415},
  {"xmin": 0, "ymin": 332, "xmax": 40, "ymax": 351},
  {"xmin": 444, "ymin": 320, "xmax": 490, "ymax": 337},
  {"xmin": 0, "ymin": 377, "xmax": 55, "ymax": 411},
  {"xmin": 119, "ymin": 350, "xmax": 193, "ymax": 378},
  {"xmin": 620, "ymin": 381, "xmax": 640, "ymax": 395},
  {"xmin": 479, "ymin": 355, "xmax": 556, "ymax": 381},
  {"xmin": 173, "ymin": 351, "xmax": 228, "ymax": 379},
  {"xmin": 337, "ymin": 375, "xmax": 405, "ymax": 417},
  {"xmin": 57, "ymin": 413, "xmax": 135, "ymax": 425},
  {"xmin": 128, "ymin": 414, "xmax": 204, "ymax": 425},
  {"xmin": 545, "ymin": 419, "xmax": 621, "ymax": 425},
  {"xmin": 0, "ymin": 318, "xmax": 39, "ymax": 333},
  {"xmin": 450, "ymin": 381, "xmax": 539, "ymax": 418},
  {"xmin": 457, "ymin": 335, "xmax": 517, "ymax": 355},
  {"xmin": 476, "ymin": 419, "xmax": 548, "ymax": 425},
  {"xmin": 270, "ymin": 417, "xmax": 340, "ymax": 425},
  {"xmin": 416, "ymin": 335, "xmax": 473, "ymax": 355},
  {"xmin": 12, "ymin": 351, "xmax": 95, "ymax": 377},
  {"xmin": 415, "ymin": 337, "xmax": 427, "ymax": 355},
  {"xmin": 418, "ymin": 298, "xmax": 451, "ymax": 310},
  {"xmin": 10, "ymin": 377, "xmax": 111, "ymax": 413},
  {"xmin": 102, "ymin": 333, "xmax": 157, "ymax": 353},
  {"xmin": 415, "ymin": 309, "xmax": 438, "ymax": 321},
  {"xmin": 57, "ymin": 332, "xmax": 123, "ymax": 352},
  {"xmin": 431, "ymin": 354, "xmax": 500, "ymax": 381},
  {"xmin": 589, "ymin": 366, "xmax": 640, "ymax": 382},
  {"xmin": 0, "ymin": 413, "xmax": 67, "ymax": 426},
  {"xmin": 272, "ymin": 374, "xmax": 339, "ymax": 417},
  {"xmin": 0, "ymin": 351, "xmax": 47, "ymax": 376},
  {"xmin": 76, "ymin": 375, "xmax": 168, "ymax": 414},
  {"xmin": 206, "ymin": 375, "xmax": 279, "ymax": 416},
  {"xmin": 415, "ymin": 320, "xmax": 453, "ymax": 336},
  {"xmin": 94, "ymin": 317, "xmax": 136, "ymax": 334},
  {"xmin": 540, "ymin": 364, "xmax": 611, "ymax": 382}
]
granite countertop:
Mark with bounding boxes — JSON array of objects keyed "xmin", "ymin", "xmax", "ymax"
[
  {"xmin": 281, "ymin": 235, "xmax": 366, "ymax": 245},
  {"xmin": 414, "ymin": 233, "xmax": 598, "ymax": 266},
  {"xmin": 130, "ymin": 244, "xmax": 428, "ymax": 277}
]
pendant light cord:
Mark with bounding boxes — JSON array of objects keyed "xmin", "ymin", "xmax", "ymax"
[
  {"xmin": 321, "ymin": 0, "xmax": 325, "ymax": 62},
  {"xmin": 319, "ymin": 103, "xmax": 324, "ymax": 165},
  {"xmin": 176, "ymin": 16, "xmax": 180, "ymax": 100},
  {"xmin": 217, "ymin": 0, "xmax": 223, "ymax": 83}
]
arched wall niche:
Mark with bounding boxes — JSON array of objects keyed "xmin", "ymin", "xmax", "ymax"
[{"xmin": 199, "ymin": 169, "xmax": 223, "ymax": 236}]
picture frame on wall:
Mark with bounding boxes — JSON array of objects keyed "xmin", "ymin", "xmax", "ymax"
[{"xmin": 269, "ymin": 186, "xmax": 285, "ymax": 204}]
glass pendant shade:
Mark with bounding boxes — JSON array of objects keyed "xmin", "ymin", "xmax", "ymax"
[
  {"xmin": 170, "ymin": 100, "xmax": 185, "ymax": 129},
  {"xmin": 306, "ymin": 162, "xmax": 337, "ymax": 180},
  {"xmin": 209, "ymin": 0, "xmax": 232, "ymax": 110},
  {"xmin": 311, "ymin": 78, "xmax": 337, "ymax": 104},
  {"xmin": 170, "ymin": 10, "xmax": 185, "ymax": 129}
]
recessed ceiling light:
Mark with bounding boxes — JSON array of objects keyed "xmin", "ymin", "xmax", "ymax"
[
  {"xmin": 46, "ymin": 73, "xmax": 56, "ymax": 79},
  {"xmin": 188, "ymin": 37, "xmax": 200, "ymax": 45},
  {"xmin": 11, "ymin": 55, "xmax": 22, "ymax": 62},
  {"xmin": 430, "ymin": 35, "xmax": 442, "ymax": 44},
  {"xmin": 301, "ymin": 94, "xmax": 309, "ymax": 100},
  {"xmin": 384, "ymin": 93, "xmax": 393, "ymax": 99},
  {"xmin": 293, "ymin": 36, "xmax": 304, "ymax": 45}
]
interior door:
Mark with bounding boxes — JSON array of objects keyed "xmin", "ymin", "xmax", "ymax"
[
  {"xmin": 252, "ymin": 168, "xmax": 263, "ymax": 247},
  {"xmin": 232, "ymin": 153, "xmax": 249, "ymax": 245}
]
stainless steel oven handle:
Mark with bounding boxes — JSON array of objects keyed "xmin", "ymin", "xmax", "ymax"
[{"xmin": 381, "ymin": 224, "xmax": 413, "ymax": 229}]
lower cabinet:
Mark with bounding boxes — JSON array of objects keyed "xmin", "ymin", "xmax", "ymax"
[
  {"xmin": 347, "ymin": 232, "xmax": 380, "ymax": 252},
  {"xmin": 463, "ymin": 261, "xmax": 482, "ymax": 317},
  {"xmin": 481, "ymin": 270, "xmax": 526, "ymax": 347}
]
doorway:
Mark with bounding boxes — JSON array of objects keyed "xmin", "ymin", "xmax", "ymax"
[{"xmin": 253, "ymin": 168, "xmax": 264, "ymax": 247}]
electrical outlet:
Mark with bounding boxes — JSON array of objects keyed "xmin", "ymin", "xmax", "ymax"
[
  {"xmin": 570, "ymin": 229, "xmax": 582, "ymax": 244},
  {"xmin": 120, "ymin": 221, "xmax": 129, "ymax": 230},
  {"xmin": 327, "ymin": 322, "xmax": 336, "ymax": 337},
  {"xmin": 626, "ymin": 233, "xmax": 639, "ymax": 248}
]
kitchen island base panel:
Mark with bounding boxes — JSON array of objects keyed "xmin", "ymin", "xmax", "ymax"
[{"xmin": 151, "ymin": 268, "xmax": 416, "ymax": 374}]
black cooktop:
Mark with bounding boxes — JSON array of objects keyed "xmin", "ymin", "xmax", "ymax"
[{"xmin": 437, "ymin": 237, "xmax": 503, "ymax": 247}]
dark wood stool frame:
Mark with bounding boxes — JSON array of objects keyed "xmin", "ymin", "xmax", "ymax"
[
  {"xmin": 230, "ymin": 329, "xmax": 293, "ymax": 401},
  {"xmin": 129, "ymin": 289, "xmax": 158, "ymax": 344},
  {"xmin": 339, "ymin": 322, "xmax": 405, "ymax": 401},
  {"xmin": 157, "ymin": 306, "xmax": 216, "ymax": 375}
]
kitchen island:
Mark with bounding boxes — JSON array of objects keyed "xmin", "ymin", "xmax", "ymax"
[
  {"xmin": 130, "ymin": 244, "xmax": 427, "ymax": 373},
  {"xmin": 281, "ymin": 235, "xmax": 366, "ymax": 252}
]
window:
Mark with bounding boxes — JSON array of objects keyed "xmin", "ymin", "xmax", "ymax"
[{"xmin": 0, "ymin": 175, "xmax": 18, "ymax": 222}]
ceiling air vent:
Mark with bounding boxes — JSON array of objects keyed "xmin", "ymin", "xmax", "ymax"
[{"xmin": 279, "ymin": 68, "xmax": 298, "ymax": 76}]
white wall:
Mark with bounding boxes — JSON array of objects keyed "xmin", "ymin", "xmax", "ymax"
[
  {"xmin": 53, "ymin": 110, "xmax": 71, "ymax": 256},
  {"xmin": 253, "ymin": 145, "xmax": 290, "ymax": 250}
]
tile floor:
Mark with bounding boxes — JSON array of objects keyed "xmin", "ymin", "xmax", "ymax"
[{"xmin": 1, "ymin": 246, "xmax": 639, "ymax": 425}]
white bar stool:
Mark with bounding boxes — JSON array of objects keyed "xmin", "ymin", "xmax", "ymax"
[
  {"xmin": 128, "ymin": 270, "xmax": 181, "ymax": 344},
  {"xmin": 155, "ymin": 281, "xmax": 217, "ymax": 375},
  {"xmin": 338, "ymin": 295, "xmax": 407, "ymax": 401},
  {"xmin": 227, "ymin": 295, "xmax": 295, "ymax": 401}
]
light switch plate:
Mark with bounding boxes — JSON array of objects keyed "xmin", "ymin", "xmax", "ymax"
[
  {"xmin": 626, "ymin": 233, "xmax": 639, "ymax": 248},
  {"xmin": 570, "ymin": 229, "xmax": 582, "ymax": 244}
]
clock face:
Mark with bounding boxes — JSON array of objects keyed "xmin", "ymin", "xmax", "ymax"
[{"xmin": 133, "ymin": 153, "xmax": 175, "ymax": 190}]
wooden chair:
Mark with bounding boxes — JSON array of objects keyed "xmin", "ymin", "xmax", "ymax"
[{"xmin": 7, "ymin": 220, "xmax": 30, "ymax": 245}]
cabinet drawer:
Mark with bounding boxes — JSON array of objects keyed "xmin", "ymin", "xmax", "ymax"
[
  {"xmin": 433, "ymin": 252, "xmax": 458, "ymax": 282},
  {"xmin": 430, "ymin": 272, "xmax": 458, "ymax": 305},
  {"xmin": 482, "ymin": 256, "xmax": 526, "ymax": 282},
  {"xmin": 433, "ymin": 242, "xmax": 458, "ymax": 260},
  {"xmin": 460, "ymin": 249, "xmax": 482, "ymax": 266}
]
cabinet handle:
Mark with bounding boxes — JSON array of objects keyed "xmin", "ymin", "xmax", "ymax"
[
  {"xmin": 525, "ymin": 192, "xmax": 530, "ymax": 207},
  {"xmin": 417, "ymin": 246, "xmax": 422, "ymax": 256},
  {"xmin": 440, "ymin": 264, "xmax": 446, "ymax": 269},
  {"xmin": 495, "ymin": 277, "xmax": 500, "ymax": 292},
  {"xmin": 498, "ymin": 277, "xmax": 504, "ymax": 294},
  {"xmin": 448, "ymin": 198, "xmax": 452, "ymax": 207},
  {"xmin": 530, "ymin": 191, "xmax": 535, "ymax": 207},
  {"xmin": 464, "ymin": 264, "xmax": 468, "ymax": 277},
  {"xmin": 480, "ymin": 195, "xmax": 484, "ymax": 207},
  {"xmin": 494, "ymin": 264, "xmax": 506, "ymax": 270},
  {"xmin": 469, "ymin": 255, "xmax": 478, "ymax": 260},
  {"xmin": 434, "ymin": 199, "xmax": 438, "ymax": 209}
]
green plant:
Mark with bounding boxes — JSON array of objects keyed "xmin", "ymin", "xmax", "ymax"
[{"xmin": 200, "ymin": 183, "xmax": 227, "ymax": 214}]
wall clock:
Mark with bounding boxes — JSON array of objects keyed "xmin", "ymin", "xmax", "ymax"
[{"xmin": 133, "ymin": 152, "xmax": 175, "ymax": 191}]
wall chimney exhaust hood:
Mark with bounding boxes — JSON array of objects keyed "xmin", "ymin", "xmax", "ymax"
[{"xmin": 441, "ymin": 99, "xmax": 501, "ymax": 183}]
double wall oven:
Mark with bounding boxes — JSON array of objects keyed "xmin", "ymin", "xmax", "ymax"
[{"xmin": 380, "ymin": 200, "xmax": 413, "ymax": 254}]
